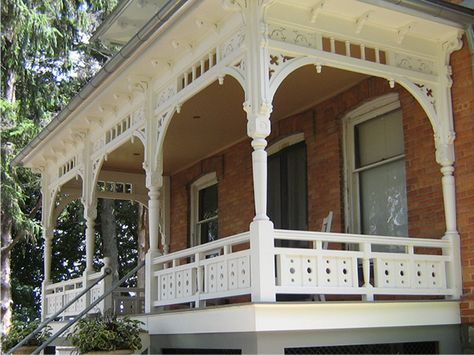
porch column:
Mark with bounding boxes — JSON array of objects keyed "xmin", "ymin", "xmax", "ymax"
[
  {"xmin": 243, "ymin": 0, "xmax": 276, "ymax": 302},
  {"xmin": 145, "ymin": 170, "xmax": 163, "ymax": 313},
  {"xmin": 248, "ymin": 114, "xmax": 271, "ymax": 221},
  {"xmin": 147, "ymin": 185, "xmax": 161, "ymax": 251},
  {"xmin": 248, "ymin": 113, "xmax": 276, "ymax": 302},
  {"xmin": 84, "ymin": 203, "xmax": 97, "ymax": 272},
  {"xmin": 436, "ymin": 139, "xmax": 462, "ymax": 299},
  {"xmin": 41, "ymin": 226, "xmax": 54, "ymax": 320},
  {"xmin": 43, "ymin": 227, "xmax": 53, "ymax": 282}
]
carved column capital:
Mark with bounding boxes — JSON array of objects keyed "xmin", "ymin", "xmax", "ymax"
[
  {"xmin": 247, "ymin": 112, "xmax": 271, "ymax": 139},
  {"xmin": 434, "ymin": 131, "xmax": 456, "ymax": 167}
]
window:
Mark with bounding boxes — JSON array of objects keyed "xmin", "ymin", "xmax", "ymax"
[
  {"xmin": 267, "ymin": 135, "xmax": 307, "ymax": 231},
  {"xmin": 345, "ymin": 94, "xmax": 408, "ymax": 238},
  {"xmin": 190, "ymin": 173, "xmax": 218, "ymax": 246}
]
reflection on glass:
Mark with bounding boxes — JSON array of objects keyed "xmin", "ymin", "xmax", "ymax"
[{"xmin": 197, "ymin": 184, "xmax": 218, "ymax": 244}]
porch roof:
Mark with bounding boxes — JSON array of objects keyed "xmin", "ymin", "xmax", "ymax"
[{"xmin": 12, "ymin": 0, "xmax": 474, "ymax": 170}]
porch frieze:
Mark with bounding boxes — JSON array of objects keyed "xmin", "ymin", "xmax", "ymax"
[{"xmin": 151, "ymin": 25, "xmax": 247, "ymax": 115}]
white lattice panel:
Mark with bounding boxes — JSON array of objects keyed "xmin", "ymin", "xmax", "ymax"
[
  {"xmin": 375, "ymin": 259, "xmax": 410, "ymax": 288},
  {"xmin": 47, "ymin": 293, "xmax": 63, "ymax": 315},
  {"xmin": 158, "ymin": 272, "xmax": 176, "ymax": 300},
  {"xmin": 205, "ymin": 261, "xmax": 226, "ymax": 293},
  {"xmin": 175, "ymin": 269, "xmax": 195, "ymax": 298},
  {"xmin": 205, "ymin": 255, "xmax": 250, "ymax": 293},
  {"xmin": 277, "ymin": 254, "xmax": 318, "ymax": 287},
  {"xmin": 228, "ymin": 255, "xmax": 250, "ymax": 289},
  {"xmin": 320, "ymin": 256, "xmax": 355, "ymax": 287},
  {"xmin": 414, "ymin": 260, "xmax": 446, "ymax": 289}
]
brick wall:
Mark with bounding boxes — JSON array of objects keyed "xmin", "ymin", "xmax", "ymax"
[
  {"xmin": 451, "ymin": 37, "xmax": 474, "ymax": 323},
  {"xmin": 169, "ymin": 76, "xmax": 444, "ymax": 243},
  {"xmin": 168, "ymin": 40, "xmax": 473, "ymax": 322}
]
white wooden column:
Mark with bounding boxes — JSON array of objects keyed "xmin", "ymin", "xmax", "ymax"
[
  {"xmin": 243, "ymin": 0, "xmax": 276, "ymax": 302},
  {"xmin": 43, "ymin": 227, "xmax": 53, "ymax": 282},
  {"xmin": 81, "ymin": 135, "xmax": 98, "ymax": 273},
  {"xmin": 436, "ymin": 137, "xmax": 462, "ymax": 299},
  {"xmin": 40, "ymin": 171, "xmax": 55, "ymax": 319},
  {"xmin": 147, "ymin": 184, "xmax": 161, "ymax": 251},
  {"xmin": 84, "ymin": 203, "xmax": 97, "ymax": 272}
]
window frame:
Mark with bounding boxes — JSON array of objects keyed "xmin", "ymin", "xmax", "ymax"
[
  {"xmin": 189, "ymin": 172, "xmax": 218, "ymax": 247},
  {"xmin": 343, "ymin": 93, "xmax": 405, "ymax": 235}
]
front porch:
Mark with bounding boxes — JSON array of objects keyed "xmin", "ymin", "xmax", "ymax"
[
  {"xmin": 14, "ymin": 0, "xmax": 469, "ymax": 352},
  {"xmin": 42, "ymin": 225, "xmax": 459, "ymax": 318}
]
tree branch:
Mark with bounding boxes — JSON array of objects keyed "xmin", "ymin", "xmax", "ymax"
[{"xmin": 0, "ymin": 231, "xmax": 26, "ymax": 255}]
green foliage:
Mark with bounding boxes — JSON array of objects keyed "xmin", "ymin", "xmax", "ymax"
[
  {"xmin": 11, "ymin": 239, "xmax": 43, "ymax": 322},
  {"xmin": 1, "ymin": 319, "xmax": 51, "ymax": 352},
  {"xmin": 67, "ymin": 313, "xmax": 144, "ymax": 353},
  {"xmin": 0, "ymin": 0, "xmax": 119, "ymax": 328}
]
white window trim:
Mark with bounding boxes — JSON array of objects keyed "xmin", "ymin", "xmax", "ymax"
[
  {"xmin": 190, "ymin": 172, "xmax": 218, "ymax": 247},
  {"xmin": 267, "ymin": 133, "xmax": 305, "ymax": 156},
  {"xmin": 343, "ymin": 93, "xmax": 401, "ymax": 234}
]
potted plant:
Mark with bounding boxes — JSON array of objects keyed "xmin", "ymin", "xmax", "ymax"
[
  {"xmin": 1, "ymin": 319, "xmax": 52, "ymax": 354},
  {"xmin": 67, "ymin": 312, "xmax": 144, "ymax": 354}
]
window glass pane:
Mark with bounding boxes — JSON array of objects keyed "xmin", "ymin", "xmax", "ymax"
[
  {"xmin": 268, "ymin": 155, "xmax": 282, "ymax": 229},
  {"xmin": 200, "ymin": 219, "xmax": 218, "ymax": 244},
  {"xmin": 199, "ymin": 184, "xmax": 217, "ymax": 221},
  {"xmin": 286, "ymin": 144, "xmax": 307, "ymax": 230},
  {"xmin": 356, "ymin": 109, "xmax": 404, "ymax": 167},
  {"xmin": 359, "ymin": 159, "xmax": 408, "ymax": 237}
]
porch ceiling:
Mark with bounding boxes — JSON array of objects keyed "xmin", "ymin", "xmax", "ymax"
[{"xmin": 163, "ymin": 66, "xmax": 367, "ymax": 175}]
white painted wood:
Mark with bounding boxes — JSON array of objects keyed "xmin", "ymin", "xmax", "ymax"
[
  {"xmin": 274, "ymin": 230, "xmax": 455, "ymax": 298},
  {"xmin": 143, "ymin": 301, "xmax": 460, "ymax": 335},
  {"xmin": 150, "ymin": 232, "xmax": 251, "ymax": 308},
  {"xmin": 189, "ymin": 172, "xmax": 218, "ymax": 247}
]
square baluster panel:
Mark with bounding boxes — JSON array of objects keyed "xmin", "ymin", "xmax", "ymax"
[
  {"xmin": 277, "ymin": 254, "xmax": 303, "ymax": 287},
  {"xmin": 158, "ymin": 273, "xmax": 168, "ymax": 300},
  {"xmin": 414, "ymin": 260, "xmax": 446, "ymax": 289},
  {"xmin": 228, "ymin": 258, "xmax": 239, "ymax": 290},
  {"xmin": 320, "ymin": 257, "xmax": 355, "ymax": 287},
  {"xmin": 374, "ymin": 258, "xmax": 410, "ymax": 288},
  {"xmin": 205, "ymin": 262, "xmax": 220, "ymax": 293},
  {"xmin": 158, "ymin": 272, "xmax": 175, "ymax": 300},
  {"xmin": 175, "ymin": 268, "xmax": 195, "ymax": 298},
  {"xmin": 236, "ymin": 255, "xmax": 250, "ymax": 289},
  {"xmin": 302, "ymin": 257, "xmax": 318, "ymax": 287},
  {"xmin": 166, "ymin": 273, "xmax": 176, "ymax": 299}
]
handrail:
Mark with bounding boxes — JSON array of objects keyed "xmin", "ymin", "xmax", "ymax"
[
  {"xmin": 32, "ymin": 260, "xmax": 145, "ymax": 355},
  {"xmin": 5, "ymin": 268, "xmax": 112, "ymax": 355}
]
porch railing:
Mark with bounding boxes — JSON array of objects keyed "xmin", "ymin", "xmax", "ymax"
[
  {"xmin": 44, "ymin": 270, "xmax": 106, "ymax": 319},
  {"xmin": 113, "ymin": 287, "xmax": 145, "ymax": 315},
  {"xmin": 151, "ymin": 232, "xmax": 251, "ymax": 308},
  {"xmin": 44, "ymin": 265, "xmax": 145, "ymax": 319},
  {"xmin": 274, "ymin": 230, "xmax": 455, "ymax": 300},
  {"xmin": 149, "ymin": 229, "xmax": 456, "ymax": 308}
]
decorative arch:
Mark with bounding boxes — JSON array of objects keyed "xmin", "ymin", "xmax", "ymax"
[{"xmin": 267, "ymin": 54, "xmax": 444, "ymax": 141}]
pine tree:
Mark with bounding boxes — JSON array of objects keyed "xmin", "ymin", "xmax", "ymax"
[{"xmin": 1, "ymin": 0, "xmax": 117, "ymax": 333}]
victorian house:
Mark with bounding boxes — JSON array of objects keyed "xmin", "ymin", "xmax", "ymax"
[{"xmin": 13, "ymin": 0, "xmax": 474, "ymax": 353}]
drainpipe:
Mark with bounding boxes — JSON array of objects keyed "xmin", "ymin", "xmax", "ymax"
[{"xmin": 466, "ymin": 24, "xmax": 474, "ymax": 82}]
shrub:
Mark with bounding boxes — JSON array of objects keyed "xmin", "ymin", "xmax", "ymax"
[
  {"xmin": 67, "ymin": 313, "xmax": 144, "ymax": 353},
  {"xmin": 1, "ymin": 319, "xmax": 51, "ymax": 353}
]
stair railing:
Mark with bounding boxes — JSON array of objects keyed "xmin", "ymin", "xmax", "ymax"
[
  {"xmin": 5, "ymin": 267, "xmax": 112, "ymax": 355},
  {"xmin": 31, "ymin": 260, "xmax": 145, "ymax": 355},
  {"xmin": 28, "ymin": 260, "xmax": 145, "ymax": 355}
]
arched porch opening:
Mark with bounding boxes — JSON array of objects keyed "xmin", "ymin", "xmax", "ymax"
[
  {"xmin": 161, "ymin": 75, "xmax": 248, "ymax": 254},
  {"xmin": 269, "ymin": 63, "xmax": 445, "ymax": 241}
]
